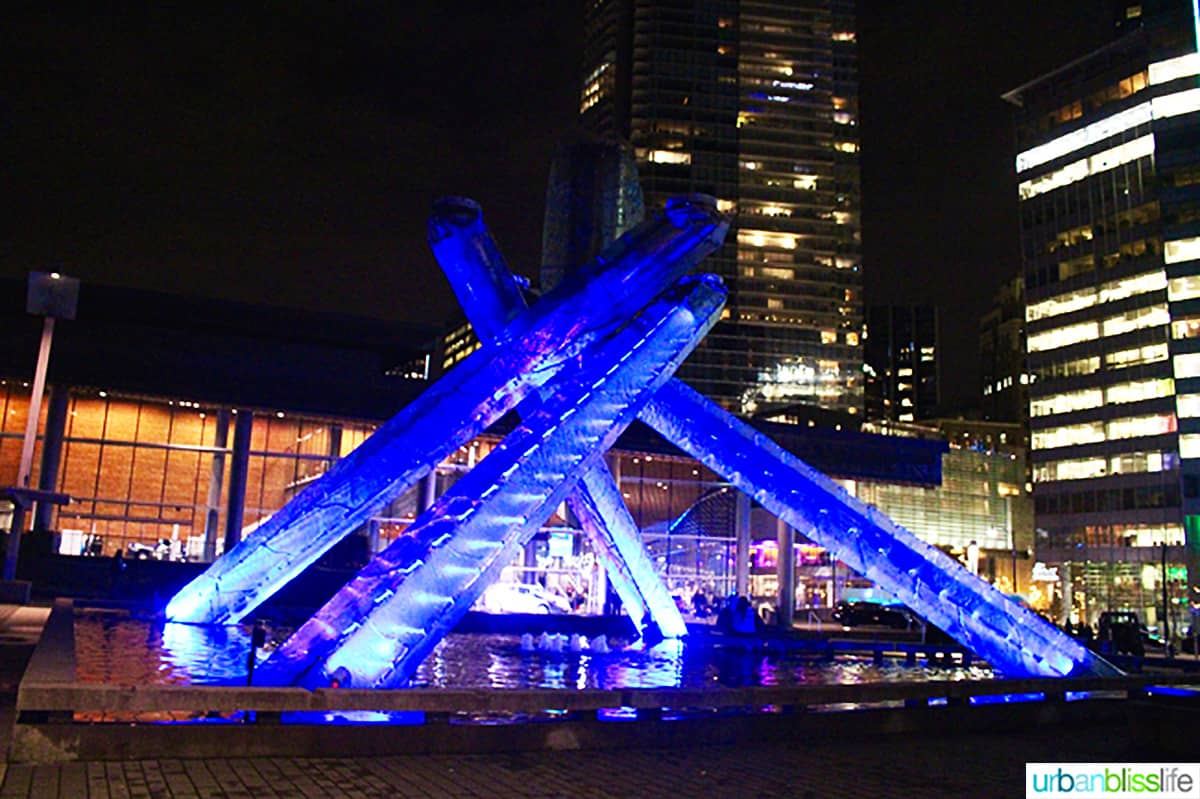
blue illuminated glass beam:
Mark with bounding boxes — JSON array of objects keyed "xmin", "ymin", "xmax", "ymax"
[
  {"xmin": 253, "ymin": 276, "xmax": 725, "ymax": 688},
  {"xmin": 165, "ymin": 197, "xmax": 727, "ymax": 626},
  {"xmin": 641, "ymin": 380, "xmax": 1120, "ymax": 679},
  {"xmin": 428, "ymin": 197, "xmax": 687, "ymax": 638}
]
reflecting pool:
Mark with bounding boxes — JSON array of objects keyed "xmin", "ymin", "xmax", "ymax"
[{"xmin": 75, "ymin": 611, "xmax": 993, "ymax": 690}]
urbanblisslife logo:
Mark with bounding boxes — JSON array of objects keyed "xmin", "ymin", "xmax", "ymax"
[{"xmin": 1027, "ymin": 764, "xmax": 1200, "ymax": 798}]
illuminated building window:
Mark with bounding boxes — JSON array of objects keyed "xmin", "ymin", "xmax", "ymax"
[
  {"xmin": 1105, "ymin": 378, "xmax": 1174, "ymax": 405},
  {"xmin": 846, "ymin": 331, "xmax": 859, "ymax": 346},
  {"xmin": 1017, "ymin": 103, "xmax": 1152, "ymax": 173},
  {"xmin": 1027, "ymin": 288, "xmax": 1095, "ymax": 322},
  {"xmin": 1165, "ymin": 236, "xmax": 1200, "ymax": 264},
  {"xmin": 834, "ymin": 141, "xmax": 858, "ymax": 153},
  {"xmin": 793, "ymin": 174, "xmax": 818, "ymax": 190},
  {"xmin": 832, "ymin": 31, "xmax": 855, "ymax": 42},
  {"xmin": 1100, "ymin": 304, "xmax": 1169, "ymax": 337},
  {"xmin": 1169, "ymin": 275, "xmax": 1200, "ymax": 301},
  {"xmin": 1172, "ymin": 317, "xmax": 1200, "ymax": 339},
  {"xmin": 1177, "ymin": 394, "xmax": 1200, "ymax": 418},
  {"xmin": 1150, "ymin": 52, "xmax": 1200, "ymax": 84},
  {"xmin": 1104, "ymin": 413, "xmax": 1176, "ymax": 441},
  {"xmin": 1181, "ymin": 434, "xmax": 1200, "ymax": 460},
  {"xmin": 1107, "ymin": 344, "xmax": 1167, "ymax": 369},
  {"xmin": 1018, "ymin": 135, "xmax": 1154, "ymax": 199},
  {"xmin": 738, "ymin": 229, "xmax": 798, "ymax": 250},
  {"xmin": 646, "ymin": 150, "xmax": 692, "ymax": 165},
  {"xmin": 1153, "ymin": 88, "xmax": 1200, "ymax": 120},
  {"xmin": 1099, "ymin": 270, "xmax": 1166, "ymax": 304},
  {"xmin": 1175, "ymin": 353, "xmax": 1200, "ymax": 378},
  {"xmin": 1035, "ymin": 457, "xmax": 1107, "ymax": 481},
  {"xmin": 820, "ymin": 329, "xmax": 837, "ymax": 344},
  {"xmin": 1027, "ymin": 320, "xmax": 1098, "ymax": 353},
  {"xmin": 1033, "ymin": 422, "xmax": 1104, "ymax": 450},
  {"xmin": 1030, "ymin": 389, "xmax": 1103, "ymax": 417}
]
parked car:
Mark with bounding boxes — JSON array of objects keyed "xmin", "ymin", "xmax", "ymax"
[
  {"xmin": 832, "ymin": 601, "xmax": 913, "ymax": 630},
  {"xmin": 477, "ymin": 582, "xmax": 572, "ymax": 615},
  {"xmin": 1097, "ymin": 611, "xmax": 1146, "ymax": 656}
]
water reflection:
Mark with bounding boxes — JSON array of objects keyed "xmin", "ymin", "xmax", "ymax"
[{"xmin": 75, "ymin": 613, "xmax": 993, "ymax": 690}]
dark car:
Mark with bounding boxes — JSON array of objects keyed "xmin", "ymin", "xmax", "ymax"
[
  {"xmin": 1097, "ymin": 611, "xmax": 1146, "ymax": 656},
  {"xmin": 833, "ymin": 601, "xmax": 912, "ymax": 630}
]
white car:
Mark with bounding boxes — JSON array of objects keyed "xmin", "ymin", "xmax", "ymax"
[{"xmin": 477, "ymin": 582, "xmax": 572, "ymax": 615}]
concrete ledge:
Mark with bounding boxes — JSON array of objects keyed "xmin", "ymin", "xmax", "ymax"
[
  {"xmin": 15, "ymin": 673, "xmax": 1195, "ymax": 715},
  {"xmin": 18, "ymin": 598, "xmax": 74, "ymax": 688},
  {"xmin": 9, "ymin": 696, "xmax": 1132, "ymax": 763}
]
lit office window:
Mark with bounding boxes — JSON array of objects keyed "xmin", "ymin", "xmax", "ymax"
[
  {"xmin": 1032, "ymin": 422, "xmax": 1104, "ymax": 449},
  {"xmin": 1027, "ymin": 320, "xmax": 1098, "ymax": 353},
  {"xmin": 1101, "ymin": 304, "xmax": 1169, "ymax": 337},
  {"xmin": 1110, "ymin": 451, "xmax": 1173, "ymax": 475},
  {"xmin": 1106, "ymin": 378, "xmax": 1174, "ymax": 405},
  {"xmin": 1175, "ymin": 353, "xmax": 1200, "ymax": 379},
  {"xmin": 1108, "ymin": 343, "xmax": 1168, "ymax": 369},
  {"xmin": 1034, "ymin": 457, "xmax": 1107, "ymax": 481},
  {"xmin": 1177, "ymin": 394, "xmax": 1200, "ymax": 418},
  {"xmin": 1152, "ymin": 88, "xmax": 1200, "ymax": 121},
  {"xmin": 1016, "ymin": 102, "xmax": 1151, "ymax": 173},
  {"xmin": 1030, "ymin": 388, "xmax": 1103, "ymax": 417},
  {"xmin": 1172, "ymin": 317, "xmax": 1200, "ymax": 339},
  {"xmin": 1027, "ymin": 288, "xmax": 1096, "ymax": 322},
  {"xmin": 738, "ymin": 229, "xmax": 798, "ymax": 249},
  {"xmin": 1099, "ymin": 270, "xmax": 1166, "ymax": 304},
  {"xmin": 1181, "ymin": 434, "xmax": 1200, "ymax": 460},
  {"xmin": 1018, "ymin": 135, "xmax": 1153, "ymax": 200},
  {"xmin": 1169, "ymin": 275, "xmax": 1200, "ymax": 301},
  {"xmin": 647, "ymin": 150, "xmax": 692, "ymax": 165},
  {"xmin": 1149, "ymin": 52, "xmax": 1200, "ymax": 84},
  {"xmin": 1105, "ymin": 413, "xmax": 1176, "ymax": 441},
  {"xmin": 1165, "ymin": 237, "xmax": 1200, "ymax": 265}
]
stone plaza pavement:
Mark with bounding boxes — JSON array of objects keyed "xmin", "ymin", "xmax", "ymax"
[
  {"xmin": 0, "ymin": 604, "xmax": 1142, "ymax": 798},
  {"xmin": 0, "ymin": 724, "xmax": 1137, "ymax": 799}
]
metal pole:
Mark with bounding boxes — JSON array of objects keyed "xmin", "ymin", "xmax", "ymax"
[
  {"xmin": 1163, "ymin": 540, "xmax": 1171, "ymax": 649},
  {"xmin": 16, "ymin": 317, "xmax": 55, "ymax": 489},
  {"xmin": 5, "ymin": 317, "xmax": 55, "ymax": 581}
]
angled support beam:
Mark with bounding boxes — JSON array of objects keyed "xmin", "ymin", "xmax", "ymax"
[
  {"xmin": 166, "ymin": 196, "xmax": 726, "ymax": 626},
  {"xmin": 428, "ymin": 196, "xmax": 698, "ymax": 638},
  {"xmin": 255, "ymin": 276, "xmax": 724, "ymax": 688},
  {"xmin": 640, "ymin": 380, "xmax": 1120, "ymax": 679}
]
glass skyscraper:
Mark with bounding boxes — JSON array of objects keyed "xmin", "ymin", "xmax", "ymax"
[
  {"xmin": 574, "ymin": 0, "xmax": 862, "ymax": 416},
  {"xmin": 1005, "ymin": 0, "xmax": 1200, "ymax": 633}
]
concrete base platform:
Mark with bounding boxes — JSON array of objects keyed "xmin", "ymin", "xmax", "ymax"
[{"xmin": 10, "ymin": 696, "xmax": 1132, "ymax": 764}]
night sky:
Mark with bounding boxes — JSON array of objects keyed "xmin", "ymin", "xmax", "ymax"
[{"xmin": 1, "ymin": 2, "xmax": 1116, "ymax": 410}]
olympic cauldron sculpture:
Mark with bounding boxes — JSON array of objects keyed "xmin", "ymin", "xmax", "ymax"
[{"xmin": 166, "ymin": 195, "xmax": 1119, "ymax": 687}]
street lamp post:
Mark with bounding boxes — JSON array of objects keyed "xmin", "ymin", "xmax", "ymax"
[
  {"xmin": 1162, "ymin": 538, "xmax": 1172, "ymax": 653},
  {"xmin": 2, "ymin": 273, "xmax": 78, "ymax": 585}
]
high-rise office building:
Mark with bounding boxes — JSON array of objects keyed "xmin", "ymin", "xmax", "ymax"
[
  {"xmin": 577, "ymin": 0, "xmax": 862, "ymax": 417},
  {"xmin": 1003, "ymin": 0, "xmax": 1200, "ymax": 632},
  {"xmin": 864, "ymin": 304, "xmax": 939, "ymax": 423},
  {"xmin": 979, "ymin": 276, "xmax": 1030, "ymax": 425}
]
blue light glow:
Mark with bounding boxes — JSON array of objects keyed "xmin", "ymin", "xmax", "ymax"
[{"xmin": 168, "ymin": 188, "xmax": 1115, "ymax": 688}]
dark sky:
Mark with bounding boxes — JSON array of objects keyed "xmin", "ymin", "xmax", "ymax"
[{"xmin": 1, "ymin": 2, "xmax": 1115, "ymax": 410}]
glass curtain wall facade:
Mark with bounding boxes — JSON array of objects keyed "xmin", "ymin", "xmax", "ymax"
[
  {"xmin": 1, "ymin": 382, "xmax": 1030, "ymax": 620},
  {"xmin": 579, "ymin": 0, "xmax": 863, "ymax": 416},
  {"xmin": 864, "ymin": 304, "xmax": 939, "ymax": 422},
  {"xmin": 1005, "ymin": 0, "xmax": 1200, "ymax": 634}
]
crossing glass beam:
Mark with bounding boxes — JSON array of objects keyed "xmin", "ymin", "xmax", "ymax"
[
  {"xmin": 641, "ymin": 380, "xmax": 1120, "ymax": 679},
  {"xmin": 428, "ymin": 196, "xmax": 686, "ymax": 639},
  {"xmin": 165, "ymin": 196, "xmax": 727, "ymax": 626},
  {"xmin": 254, "ymin": 276, "xmax": 724, "ymax": 688}
]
